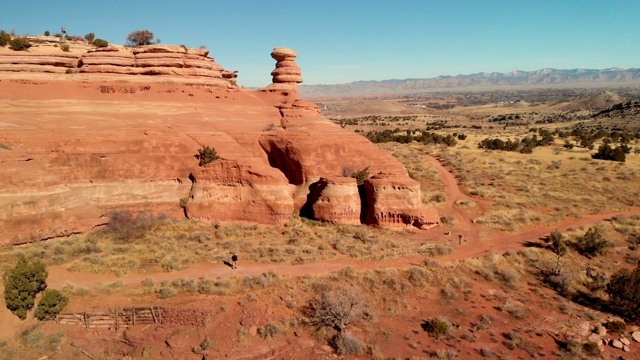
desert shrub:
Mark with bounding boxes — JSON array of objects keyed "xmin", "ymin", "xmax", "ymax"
[
  {"xmin": 3, "ymin": 257, "xmax": 48, "ymax": 319},
  {"xmin": 603, "ymin": 320, "xmax": 627, "ymax": 334},
  {"xmin": 34, "ymin": 289, "xmax": 68, "ymax": 320},
  {"xmin": 472, "ymin": 314, "xmax": 492, "ymax": 332},
  {"xmin": 196, "ymin": 145, "xmax": 220, "ymax": 166},
  {"xmin": 192, "ymin": 337, "xmax": 210, "ymax": 353},
  {"xmin": 93, "ymin": 38, "xmax": 108, "ymax": 48},
  {"xmin": 573, "ymin": 227, "xmax": 612, "ymax": 258},
  {"xmin": 592, "ymin": 143, "xmax": 625, "ymax": 162},
  {"xmin": 126, "ymin": 29, "xmax": 156, "ymax": 46},
  {"xmin": 84, "ymin": 32, "xmax": 95, "ymax": 43},
  {"xmin": 421, "ymin": 317, "xmax": 451, "ymax": 339},
  {"xmin": 307, "ymin": 285, "xmax": 364, "ymax": 331},
  {"xmin": 9, "ymin": 37, "xmax": 31, "ymax": 51},
  {"xmin": 330, "ymin": 331, "xmax": 362, "ymax": 355},
  {"xmin": 582, "ymin": 341, "xmax": 601, "ymax": 357},
  {"xmin": 60, "ymin": 43, "xmax": 70, "ymax": 52},
  {"xmin": 606, "ymin": 265, "xmax": 640, "ymax": 321},
  {"xmin": 156, "ymin": 286, "xmax": 176, "ymax": 299},
  {"xmin": 0, "ymin": 30, "xmax": 11, "ymax": 46},
  {"xmin": 258, "ymin": 323, "xmax": 279, "ymax": 339},
  {"xmin": 545, "ymin": 229, "xmax": 567, "ymax": 257},
  {"xmin": 98, "ymin": 211, "xmax": 168, "ymax": 243},
  {"xmin": 350, "ymin": 167, "xmax": 370, "ymax": 185}
]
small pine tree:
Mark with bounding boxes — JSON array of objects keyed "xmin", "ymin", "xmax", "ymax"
[
  {"xmin": 197, "ymin": 146, "xmax": 220, "ymax": 166},
  {"xmin": 3, "ymin": 257, "xmax": 48, "ymax": 319},
  {"xmin": 35, "ymin": 289, "xmax": 68, "ymax": 320},
  {"xmin": 606, "ymin": 265, "xmax": 640, "ymax": 321}
]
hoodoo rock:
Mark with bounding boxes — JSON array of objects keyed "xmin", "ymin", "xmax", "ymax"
[
  {"xmin": 262, "ymin": 47, "xmax": 303, "ymax": 98},
  {"xmin": 363, "ymin": 173, "xmax": 439, "ymax": 229},
  {"xmin": 305, "ymin": 177, "xmax": 361, "ymax": 225},
  {"xmin": 0, "ymin": 44, "xmax": 439, "ymax": 245}
]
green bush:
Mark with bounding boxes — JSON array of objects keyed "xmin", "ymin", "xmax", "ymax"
[
  {"xmin": 93, "ymin": 38, "xmax": 108, "ymax": 48},
  {"xmin": 9, "ymin": 37, "xmax": 31, "ymax": 51},
  {"xmin": 34, "ymin": 290, "xmax": 68, "ymax": 320},
  {"xmin": 197, "ymin": 146, "xmax": 220, "ymax": 166},
  {"xmin": 60, "ymin": 43, "xmax": 70, "ymax": 52},
  {"xmin": 3, "ymin": 257, "xmax": 48, "ymax": 319},
  {"xmin": 573, "ymin": 227, "xmax": 612, "ymax": 258},
  {"xmin": 592, "ymin": 143, "xmax": 626, "ymax": 162},
  {"xmin": 0, "ymin": 30, "xmax": 10, "ymax": 47},
  {"xmin": 606, "ymin": 266, "xmax": 640, "ymax": 321},
  {"xmin": 84, "ymin": 32, "xmax": 95, "ymax": 43},
  {"xmin": 421, "ymin": 317, "xmax": 451, "ymax": 339},
  {"xmin": 349, "ymin": 167, "xmax": 370, "ymax": 185},
  {"xmin": 44, "ymin": 30, "xmax": 50, "ymax": 36}
]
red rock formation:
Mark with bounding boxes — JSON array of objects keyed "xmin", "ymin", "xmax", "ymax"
[
  {"xmin": 262, "ymin": 47, "xmax": 303, "ymax": 99},
  {"xmin": 0, "ymin": 45, "xmax": 438, "ymax": 245},
  {"xmin": 185, "ymin": 160, "xmax": 294, "ymax": 225},
  {"xmin": 306, "ymin": 177, "xmax": 361, "ymax": 225},
  {"xmin": 0, "ymin": 44, "xmax": 237, "ymax": 86},
  {"xmin": 363, "ymin": 173, "xmax": 439, "ymax": 229}
]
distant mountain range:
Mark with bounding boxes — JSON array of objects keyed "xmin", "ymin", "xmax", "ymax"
[{"xmin": 299, "ymin": 68, "xmax": 640, "ymax": 98}]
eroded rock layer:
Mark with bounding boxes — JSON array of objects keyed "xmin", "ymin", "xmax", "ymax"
[
  {"xmin": 0, "ymin": 44, "xmax": 237, "ymax": 86},
  {"xmin": 0, "ymin": 45, "xmax": 438, "ymax": 245}
]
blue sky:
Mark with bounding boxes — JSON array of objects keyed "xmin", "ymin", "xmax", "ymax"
[{"xmin": 1, "ymin": 0, "xmax": 637, "ymax": 87}]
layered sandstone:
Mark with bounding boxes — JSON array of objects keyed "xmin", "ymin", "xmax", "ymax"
[
  {"xmin": 185, "ymin": 160, "xmax": 294, "ymax": 225},
  {"xmin": 262, "ymin": 47, "xmax": 303, "ymax": 97},
  {"xmin": 0, "ymin": 45, "xmax": 438, "ymax": 245},
  {"xmin": 304, "ymin": 177, "xmax": 361, "ymax": 225},
  {"xmin": 363, "ymin": 173, "xmax": 439, "ymax": 229},
  {"xmin": 0, "ymin": 43, "xmax": 237, "ymax": 86}
]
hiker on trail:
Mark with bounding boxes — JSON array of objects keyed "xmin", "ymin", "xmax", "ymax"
[{"xmin": 231, "ymin": 254, "xmax": 238, "ymax": 269}]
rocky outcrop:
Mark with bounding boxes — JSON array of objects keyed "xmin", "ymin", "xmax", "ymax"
[
  {"xmin": 0, "ymin": 44, "xmax": 237, "ymax": 86},
  {"xmin": 363, "ymin": 173, "xmax": 439, "ymax": 229},
  {"xmin": 305, "ymin": 177, "xmax": 361, "ymax": 225},
  {"xmin": 185, "ymin": 160, "xmax": 294, "ymax": 225},
  {"xmin": 0, "ymin": 45, "xmax": 438, "ymax": 245}
]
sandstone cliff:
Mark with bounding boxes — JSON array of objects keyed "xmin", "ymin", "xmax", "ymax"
[{"xmin": 0, "ymin": 45, "xmax": 438, "ymax": 245}]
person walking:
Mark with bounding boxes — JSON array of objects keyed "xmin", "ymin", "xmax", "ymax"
[{"xmin": 231, "ymin": 254, "xmax": 238, "ymax": 269}]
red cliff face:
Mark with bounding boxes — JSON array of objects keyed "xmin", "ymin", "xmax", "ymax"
[{"xmin": 0, "ymin": 45, "xmax": 438, "ymax": 245}]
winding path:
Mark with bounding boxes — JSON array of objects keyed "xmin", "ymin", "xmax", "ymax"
[{"xmin": 46, "ymin": 155, "xmax": 640, "ymax": 290}]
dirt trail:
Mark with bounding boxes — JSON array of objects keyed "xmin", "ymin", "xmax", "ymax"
[{"xmin": 46, "ymin": 156, "xmax": 640, "ymax": 290}]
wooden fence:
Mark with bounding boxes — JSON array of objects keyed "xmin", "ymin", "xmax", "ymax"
[{"xmin": 56, "ymin": 306, "xmax": 162, "ymax": 330}]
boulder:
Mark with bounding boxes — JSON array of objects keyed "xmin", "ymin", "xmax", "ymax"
[
  {"xmin": 611, "ymin": 339, "xmax": 624, "ymax": 349},
  {"xmin": 632, "ymin": 331, "xmax": 640, "ymax": 343},
  {"xmin": 271, "ymin": 47, "xmax": 297, "ymax": 62},
  {"xmin": 587, "ymin": 333, "xmax": 601, "ymax": 343},
  {"xmin": 620, "ymin": 338, "xmax": 631, "ymax": 346}
]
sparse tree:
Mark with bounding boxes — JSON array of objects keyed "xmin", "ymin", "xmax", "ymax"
[
  {"xmin": 35, "ymin": 289, "xmax": 68, "ymax": 320},
  {"xmin": 573, "ymin": 227, "xmax": 612, "ymax": 258},
  {"xmin": 606, "ymin": 265, "xmax": 640, "ymax": 321},
  {"xmin": 43, "ymin": 30, "xmax": 50, "ymax": 36},
  {"xmin": 196, "ymin": 146, "xmax": 220, "ymax": 166},
  {"xmin": 3, "ymin": 256, "xmax": 48, "ymax": 319},
  {"xmin": 84, "ymin": 32, "xmax": 95, "ymax": 43},
  {"xmin": 307, "ymin": 286, "xmax": 364, "ymax": 332},
  {"xmin": 126, "ymin": 29, "xmax": 156, "ymax": 46}
]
